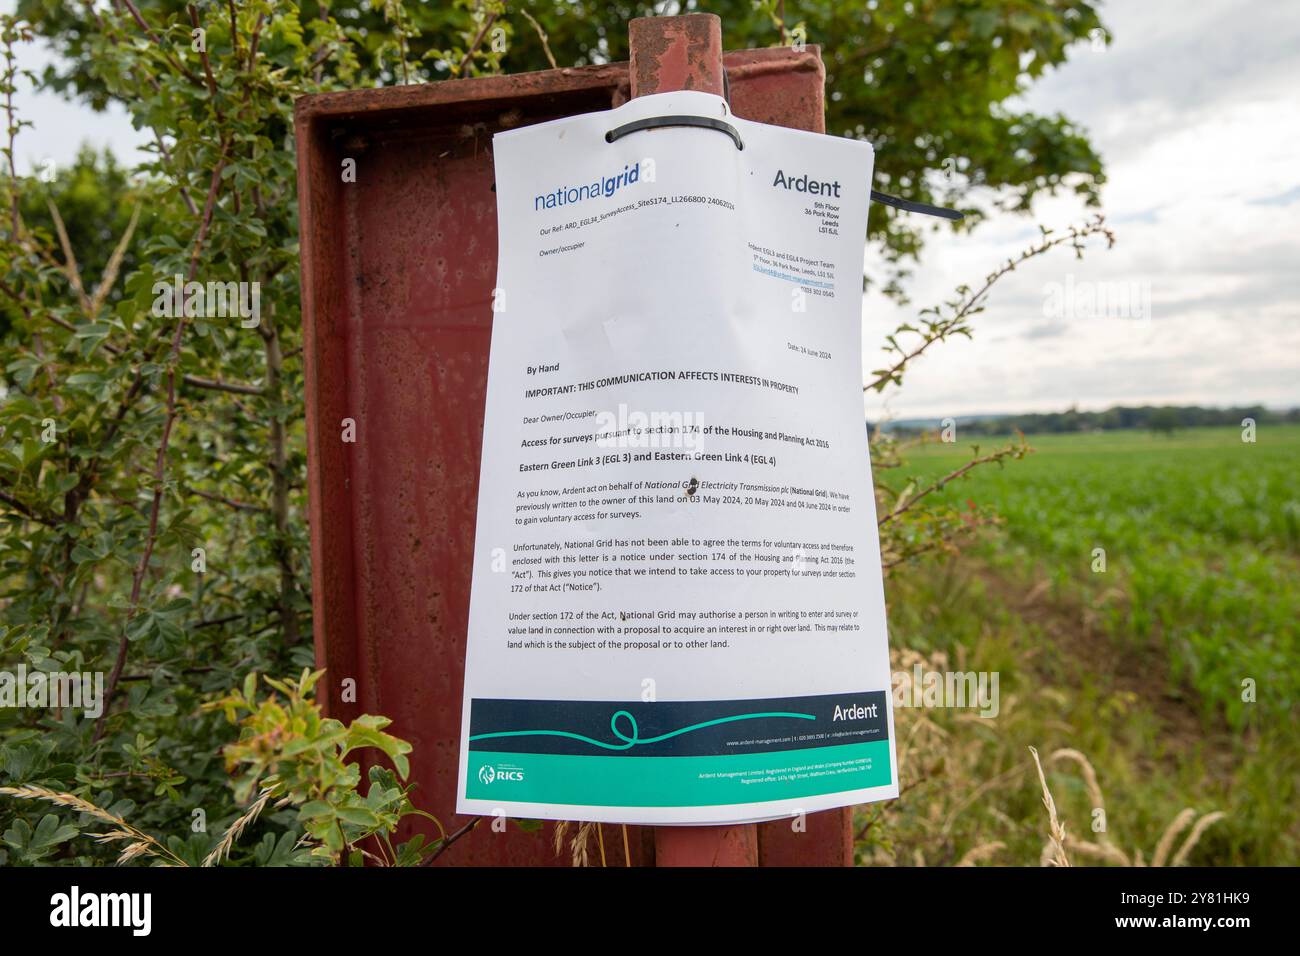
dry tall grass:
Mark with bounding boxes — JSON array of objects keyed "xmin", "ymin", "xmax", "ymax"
[
  {"xmin": 0, "ymin": 784, "xmax": 185, "ymax": 866},
  {"xmin": 1033, "ymin": 748, "xmax": 1225, "ymax": 867},
  {"xmin": 857, "ymin": 647, "xmax": 1227, "ymax": 867}
]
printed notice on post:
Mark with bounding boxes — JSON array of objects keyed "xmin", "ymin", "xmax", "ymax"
[{"xmin": 456, "ymin": 91, "xmax": 897, "ymax": 825}]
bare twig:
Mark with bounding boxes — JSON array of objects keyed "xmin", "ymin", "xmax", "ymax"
[
  {"xmin": 457, "ymin": 12, "xmax": 499, "ymax": 76},
  {"xmin": 260, "ymin": 306, "xmax": 301, "ymax": 645},
  {"xmin": 118, "ymin": 0, "xmax": 204, "ymax": 87},
  {"xmin": 420, "ymin": 817, "xmax": 481, "ymax": 866},
  {"xmin": 97, "ymin": 143, "xmax": 231, "ymax": 741},
  {"xmin": 181, "ymin": 374, "xmax": 262, "ymax": 396},
  {"xmin": 880, "ymin": 440, "xmax": 1029, "ymax": 526},
  {"xmin": 865, "ymin": 217, "xmax": 1114, "ymax": 394},
  {"xmin": 154, "ymin": 130, "xmax": 199, "ymax": 216},
  {"xmin": 46, "ymin": 199, "xmax": 91, "ymax": 313},
  {"xmin": 0, "ymin": 488, "xmax": 59, "ymax": 527},
  {"xmin": 520, "ymin": 10, "xmax": 557, "ymax": 69},
  {"xmin": 89, "ymin": 203, "xmax": 142, "ymax": 317},
  {"xmin": 189, "ymin": 487, "xmax": 264, "ymax": 513},
  {"xmin": 246, "ymin": 13, "xmax": 266, "ymax": 71}
]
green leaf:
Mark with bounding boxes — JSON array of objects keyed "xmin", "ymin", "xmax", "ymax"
[
  {"xmin": 334, "ymin": 806, "xmax": 381, "ymax": 828},
  {"xmin": 30, "ymin": 814, "xmax": 79, "ymax": 853}
]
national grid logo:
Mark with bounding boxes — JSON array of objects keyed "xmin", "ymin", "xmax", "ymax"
[{"xmin": 478, "ymin": 763, "xmax": 524, "ymax": 785}]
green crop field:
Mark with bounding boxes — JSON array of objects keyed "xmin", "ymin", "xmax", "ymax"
[
  {"xmin": 869, "ymin": 425, "xmax": 1300, "ymax": 867},
  {"xmin": 898, "ymin": 425, "xmax": 1299, "ymax": 726}
]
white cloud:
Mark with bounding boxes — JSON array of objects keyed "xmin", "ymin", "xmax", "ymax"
[
  {"xmin": 864, "ymin": 0, "xmax": 1300, "ymax": 421},
  {"xmin": 7, "ymin": 34, "xmax": 151, "ymax": 175}
]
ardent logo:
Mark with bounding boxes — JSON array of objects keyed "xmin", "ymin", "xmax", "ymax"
[{"xmin": 772, "ymin": 168, "xmax": 842, "ymax": 198}]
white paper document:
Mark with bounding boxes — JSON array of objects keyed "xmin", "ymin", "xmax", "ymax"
[{"xmin": 456, "ymin": 91, "xmax": 896, "ymax": 825}]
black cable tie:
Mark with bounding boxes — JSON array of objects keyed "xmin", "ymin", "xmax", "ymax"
[
  {"xmin": 870, "ymin": 189, "xmax": 964, "ymax": 221},
  {"xmin": 605, "ymin": 114, "xmax": 744, "ymax": 150}
]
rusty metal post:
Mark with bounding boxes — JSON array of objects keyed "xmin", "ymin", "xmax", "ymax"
[
  {"xmin": 627, "ymin": 13, "xmax": 757, "ymax": 868},
  {"xmin": 629, "ymin": 14, "xmax": 726, "ymax": 98},
  {"xmin": 656, "ymin": 820, "xmax": 758, "ymax": 868}
]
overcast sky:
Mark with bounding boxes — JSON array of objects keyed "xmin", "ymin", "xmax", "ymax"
[
  {"xmin": 861, "ymin": 0, "xmax": 1300, "ymax": 420},
  {"xmin": 7, "ymin": 1, "xmax": 1298, "ymax": 420}
]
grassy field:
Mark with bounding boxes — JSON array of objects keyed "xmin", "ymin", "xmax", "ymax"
[{"xmin": 863, "ymin": 425, "xmax": 1299, "ymax": 866}]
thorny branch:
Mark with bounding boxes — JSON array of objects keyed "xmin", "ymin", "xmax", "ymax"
[
  {"xmin": 865, "ymin": 216, "xmax": 1114, "ymax": 395},
  {"xmin": 97, "ymin": 140, "xmax": 231, "ymax": 740}
]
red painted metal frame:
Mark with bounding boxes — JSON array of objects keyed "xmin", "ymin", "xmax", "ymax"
[{"xmin": 294, "ymin": 15, "xmax": 850, "ymax": 866}]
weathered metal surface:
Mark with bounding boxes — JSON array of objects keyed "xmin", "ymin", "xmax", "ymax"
[
  {"xmin": 295, "ymin": 17, "xmax": 847, "ymax": 866},
  {"xmin": 724, "ymin": 50, "xmax": 826, "ymax": 133},
  {"xmin": 758, "ymin": 802, "xmax": 855, "ymax": 867},
  {"xmin": 656, "ymin": 821, "xmax": 759, "ymax": 868},
  {"xmin": 629, "ymin": 13, "xmax": 725, "ymax": 98}
]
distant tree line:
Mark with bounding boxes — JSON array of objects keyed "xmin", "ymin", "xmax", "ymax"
[{"xmin": 878, "ymin": 405, "xmax": 1300, "ymax": 437}]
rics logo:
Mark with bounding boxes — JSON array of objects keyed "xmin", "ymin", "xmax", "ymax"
[{"xmin": 476, "ymin": 763, "xmax": 524, "ymax": 785}]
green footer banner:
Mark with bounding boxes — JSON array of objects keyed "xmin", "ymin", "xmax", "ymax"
[
  {"xmin": 462, "ymin": 691, "xmax": 896, "ymax": 821},
  {"xmin": 468, "ymin": 740, "xmax": 892, "ymax": 807}
]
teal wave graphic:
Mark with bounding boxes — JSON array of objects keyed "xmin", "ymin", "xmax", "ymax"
[{"xmin": 469, "ymin": 710, "xmax": 815, "ymax": 752}]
